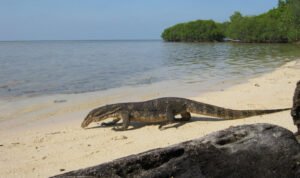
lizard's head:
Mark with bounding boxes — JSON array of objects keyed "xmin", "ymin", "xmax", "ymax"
[{"xmin": 81, "ymin": 104, "xmax": 121, "ymax": 128}]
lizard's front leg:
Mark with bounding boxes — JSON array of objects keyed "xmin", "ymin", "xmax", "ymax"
[
  {"xmin": 101, "ymin": 118, "xmax": 121, "ymax": 126},
  {"xmin": 113, "ymin": 112, "xmax": 130, "ymax": 131}
]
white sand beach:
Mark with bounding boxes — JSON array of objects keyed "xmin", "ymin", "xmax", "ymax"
[{"xmin": 0, "ymin": 60, "xmax": 299, "ymax": 178}]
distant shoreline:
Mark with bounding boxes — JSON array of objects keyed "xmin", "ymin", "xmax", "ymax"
[
  {"xmin": 0, "ymin": 39, "xmax": 163, "ymax": 43},
  {"xmin": 162, "ymin": 1, "xmax": 300, "ymax": 43},
  {"xmin": 1, "ymin": 39, "xmax": 298, "ymax": 44},
  {"xmin": 163, "ymin": 39, "xmax": 300, "ymax": 44}
]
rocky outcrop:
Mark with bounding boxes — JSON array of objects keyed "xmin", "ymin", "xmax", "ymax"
[
  {"xmin": 52, "ymin": 124, "xmax": 300, "ymax": 178},
  {"xmin": 292, "ymin": 80, "xmax": 300, "ymax": 124}
]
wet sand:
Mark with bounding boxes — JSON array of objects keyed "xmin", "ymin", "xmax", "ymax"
[{"xmin": 0, "ymin": 60, "xmax": 299, "ymax": 177}]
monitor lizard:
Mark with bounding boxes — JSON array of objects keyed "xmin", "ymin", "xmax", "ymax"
[{"xmin": 81, "ymin": 97, "xmax": 290, "ymax": 131}]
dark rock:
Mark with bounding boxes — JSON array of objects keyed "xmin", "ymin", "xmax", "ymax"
[
  {"xmin": 51, "ymin": 124, "xmax": 300, "ymax": 178},
  {"xmin": 292, "ymin": 80, "xmax": 300, "ymax": 125}
]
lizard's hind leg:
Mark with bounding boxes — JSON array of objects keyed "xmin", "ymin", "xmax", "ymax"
[{"xmin": 180, "ymin": 111, "xmax": 191, "ymax": 121}]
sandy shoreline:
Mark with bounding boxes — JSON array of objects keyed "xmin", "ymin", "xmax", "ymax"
[{"xmin": 0, "ymin": 60, "xmax": 300, "ymax": 177}]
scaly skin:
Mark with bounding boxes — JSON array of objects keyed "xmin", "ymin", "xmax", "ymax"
[{"xmin": 81, "ymin": 97, "xmax": 290, "ymax": 131}]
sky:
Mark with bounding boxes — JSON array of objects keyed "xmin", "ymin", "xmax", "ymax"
[{"xmin": 0, "ymin": 0, "xmax": 278, "ymax": 41}]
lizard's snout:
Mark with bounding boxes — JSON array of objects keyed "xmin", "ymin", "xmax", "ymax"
[{"xmin": 81, "ymin": 115, "xmax": 92, "ymax": 128}]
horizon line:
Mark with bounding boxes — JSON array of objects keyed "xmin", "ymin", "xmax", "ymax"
[{"xmin": 0, "ymin": 39, "xmax": 162, "ymax": 42}]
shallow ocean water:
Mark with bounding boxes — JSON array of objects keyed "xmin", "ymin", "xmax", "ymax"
[{"xmin": 0, "ymin": 40, "xmax": 299, "ymax": 98}]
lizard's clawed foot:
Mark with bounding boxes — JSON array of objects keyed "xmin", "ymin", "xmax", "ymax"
[{"xmin": 158, "ymin": 125, "xmax": 166, "ymax": 131}]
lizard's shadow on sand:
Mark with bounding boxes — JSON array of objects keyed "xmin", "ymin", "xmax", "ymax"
[
  {"xmin": 161, "ymin": 117, "xmax": 225, "ymax": 130},
  {"xmin": 87, "ymin": 117, "xmax": 225, "ymax": 131}
]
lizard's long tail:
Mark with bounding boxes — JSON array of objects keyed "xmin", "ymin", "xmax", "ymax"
[{"xmin": 185, "ymin": 99, "xmax": 290, "ymax": 120}]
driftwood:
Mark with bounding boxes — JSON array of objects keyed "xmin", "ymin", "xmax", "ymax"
[{"xmin": 52, "ymin": 123, "xmax": 300, "ymax": 178}]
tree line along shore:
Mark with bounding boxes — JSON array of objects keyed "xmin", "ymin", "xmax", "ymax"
[{"xmin": 161, "ymin": 0, "xmax": 300, "ymax": 43}]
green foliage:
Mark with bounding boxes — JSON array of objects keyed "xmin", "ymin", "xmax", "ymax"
[
  {"xmin": 224, "ymin": 0, "xmax": 299, "ymax": 43},
  {"xmin": 225, "ymin": 8, "xmax": 289, "ymax": 42},
  {"xmin": 285, "ymin": 0, "xmax": 300, "ymax": 41},
  {"xmin": 162, "ymin": 0, "xmax": 300, "ymax": 43},
  {"xmin": 161, "ymin": 20, "xmax": 224, "ymax": 42}
]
